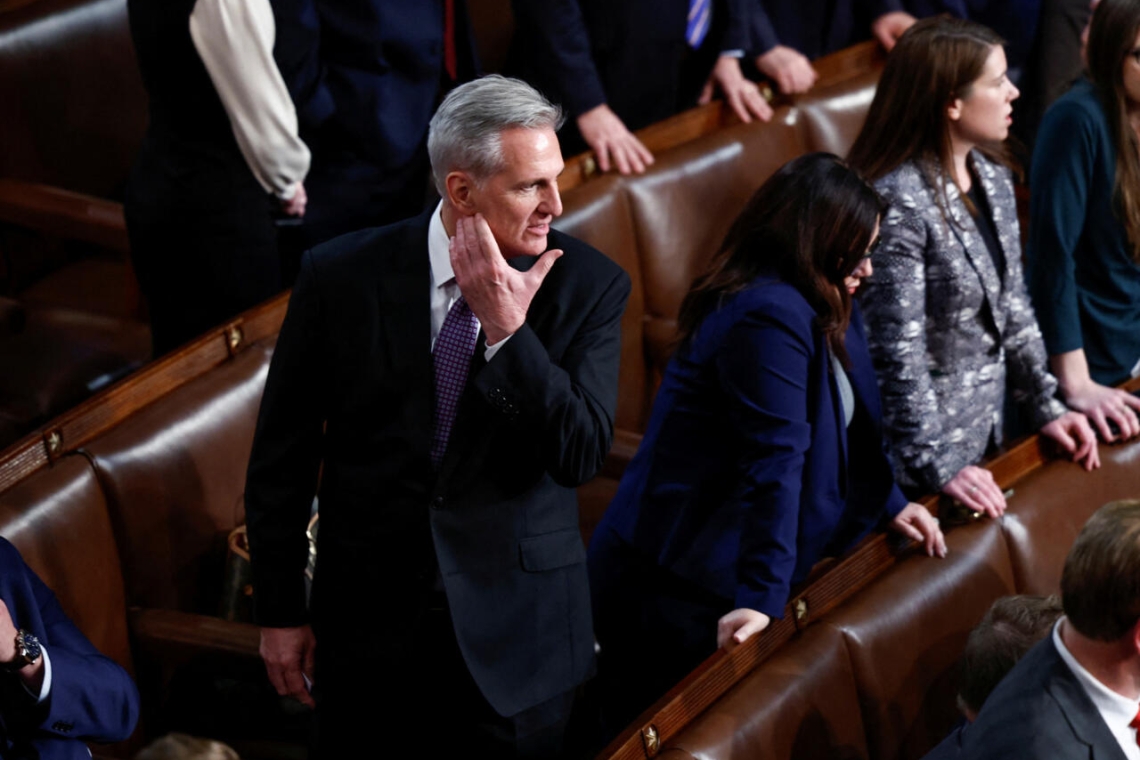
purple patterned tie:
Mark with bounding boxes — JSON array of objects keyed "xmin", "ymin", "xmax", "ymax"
[
  {"xmin": 686, "ymin": 0, "xmax": 711, "ymax": 48},
  {"xmin": 431, "ymin": 295, "xmax": 479, "ymax": 468}
]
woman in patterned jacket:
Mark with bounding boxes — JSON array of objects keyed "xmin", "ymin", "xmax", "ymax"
[{"xmin": 847, "ymin": 17, "xmax": 1099, "ymax": 518}]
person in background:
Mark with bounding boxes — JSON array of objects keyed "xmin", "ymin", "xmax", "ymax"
[
  {"xmin": 588, "ymin": 152, "xmax": 945, "ymax": 741},
  {"xmin": 0, "ymin": 537, "xmax": 139, "ymax": 760},
  {"xmin": 1027, "ymin": 0, "xmax": 1140, "ymax": 444},
  {"xmin": 848, "ymin": 17, "xmax": 1099, "ymax": 519},
  {"xmin": 269, "ymin": 0, "xmax": 478, "ymax": 249},
  {"xmin": 748, "ymin": 0, "xmax": 918, "ymax": 66},
  {"xmin": 963, "ymin": 500, "xmax": 1140, "ymax": 759},
  {"xmin": 135, "ymin": 734, "xmax": 238, "ymax": 760},
  {"xmin": 923, "ymin": 594, "xmax": 1063, "ymax": 759},
  {"xmin": 508, "ymin": 0, "xmax": 772, "ymax": 175},
  {"xmin": 125, "ymin": 0, "xmax": 309, "ymax": 356}
]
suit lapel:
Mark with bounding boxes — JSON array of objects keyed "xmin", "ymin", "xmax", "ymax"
[
  {"xmin": 1045, "ymin": 639, "xmax": 1131, "ymax": 760},
  {"xmin": 378, "ymin": 213, "xmax": 435, "ymax": 462},
  {"xmin": 938, "ymin": 165, "xmax": 1006, "ymax": 336}
]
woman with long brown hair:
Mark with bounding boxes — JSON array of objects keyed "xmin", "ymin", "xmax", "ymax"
[
  {"xmin": 1027, "ymin": 0, "xmax": 1140, "ymax": 442},
  {"xmin": 848, "ymin": 17, "xmax": 1099, "ymax": 519},
  {"xmin": 587, "ymin": 153, "xmax": 944, "ymax": 740}
]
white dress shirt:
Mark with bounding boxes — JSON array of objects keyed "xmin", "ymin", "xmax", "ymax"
[
  {"xmin": 427, "ymin": 203, "xmax": 510, "ymax": 361},
  {"xmin": 1054, "ymin": 619, "xmax": 1140, "ymax": 760},
  {"xmin": 189, "ymin": 0, "xmax": 310, "ymax": 200}
]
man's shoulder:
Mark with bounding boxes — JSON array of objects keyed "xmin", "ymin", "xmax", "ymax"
[
  {"xmin": 962, "ymin": 638, "xmax": 1091, "ymax": 759},
  {"xmin": 304, "ymin": 213, "xmax": 430, "ymax": 284},
  {"xmin": 547, "ymin": 228, "xmax": 627, "ymax": 282}
]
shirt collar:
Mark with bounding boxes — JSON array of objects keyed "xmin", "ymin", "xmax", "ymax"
[
  {"xmin": 1054, "ymin": 618, "xmax": 1140, "ymax": 724},
  {"xmin": 428, "ymin": 201, "xmax": 454, "ymax": 291}
]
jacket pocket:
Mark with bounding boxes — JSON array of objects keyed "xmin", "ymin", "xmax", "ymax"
[{"xmin": 519, "ymin": 528, "xmax": 586, "ymax": 572}]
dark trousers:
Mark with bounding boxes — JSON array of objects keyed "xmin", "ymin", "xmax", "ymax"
[{"xmin": 311, "ymin": 596, "xmax": 576, "ymax": 759}]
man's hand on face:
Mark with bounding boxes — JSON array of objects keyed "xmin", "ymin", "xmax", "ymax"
[{"xmin": 450, "ymin": 213, "xmax": 563, "ymax": 345}]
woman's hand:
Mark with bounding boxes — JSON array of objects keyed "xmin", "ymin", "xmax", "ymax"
[
  {"xmin": 941, "ymin": 465, "xmax": 1006, "ymax": 518},
  {"xmin": 890, "ymin": 502, "xmax": 947, "ymax": 557},
  {"xmin": 1041, "ymin": 411, "xmax": 1100, "ymax": 471},
  {"xmin": 716, "ymin": 608, "xmax": 771, "ymax": 648},
  {"xmin": 1063, "ymin": 380, "xmax": 1140, "ymax": 442}
]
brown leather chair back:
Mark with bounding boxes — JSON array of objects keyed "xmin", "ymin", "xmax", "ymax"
[
  {"xmin": 83, "ymin": 343, "xmax": 274, "ymax": 613},
  {"xmin": 0, "ymin": 454, "xmax": 134, "ymax": 674},
  {"xmin": 0, "ymin": 0, "xmax": 146, "ymax": 197},
  {"xmin": 1002, "ymin": 443, "xmax": 1140, "ymax": 595},
  {"xmin": 624, "ymin": 108, "xmax": 811, "ymax": 381},
  {"xmin": 795, "ymin": 69, "xmax": 880, "ymax": 159},
  {"xmin": 660, "ymin": 623, "xmax": 871, "ymax": 760},
  {"xmin": 821, "ymin": 519, "xmax": 1016, "ymax": 760}
]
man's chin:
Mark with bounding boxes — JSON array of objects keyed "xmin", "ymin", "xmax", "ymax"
[{"xmin": 501, "ymin": 235, "xmax": 549, "ymax": 259}]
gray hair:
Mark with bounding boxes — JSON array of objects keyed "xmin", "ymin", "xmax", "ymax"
[{"xmin": 428, "ymin": 74, "xmax": 565, "ymax": 195}]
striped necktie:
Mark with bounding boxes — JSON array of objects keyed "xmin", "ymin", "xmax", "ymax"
[{"xmin": 686, "ymin": 0, "xmax": 711, "ymax": 48}]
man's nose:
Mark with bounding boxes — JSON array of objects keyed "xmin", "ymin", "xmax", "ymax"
[{"xmin": 542, "ymin": 184, "xmax": 563, "ymax": 218}]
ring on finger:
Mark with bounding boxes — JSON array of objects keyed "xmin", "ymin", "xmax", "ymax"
[{"xmin": 968, "ymin": 484, "xmax": 979, "ymax": 494}]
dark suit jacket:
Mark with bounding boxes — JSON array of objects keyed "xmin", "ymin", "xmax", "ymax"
[
  {"xmin": 508, "ymin": 0, "xmax": 751, "ymax": 131},
  {"xmin": 245, "ymin": 210, "xmax": 631, "ymax": 717},
  {"xmin": 0, "ymin": 539, "xmax": 139, "ymax": 760},
  {"xmin": 590, "ymin": 277, "xmax": 907, "ymax": 620},
  {"xmin": 269, "ymin": 0, "xmax": 478, "ymax": 174},
  {"xmin": 962, "ymin": 634, "xmax": 1129, "ymax": 760},
  {"xmin": 748, "ymin": 0, "xmax": 902, "ymax": 59}
]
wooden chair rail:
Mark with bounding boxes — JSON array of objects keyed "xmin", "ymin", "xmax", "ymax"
[
  {"xmin": 0, "ymin": 178, "xmax": 128, "ymax": 253},
  {"xmin": 597, "ymin": 375, "xmax": 1140, "ymax": 760},
  {"xmin": 559, "ymin": 40, "xmax": 884, "ymax": 195},
  {"xmin": 129, "ymin": 606, "xmax": 261, "ymax": 660},
  {"xmin": 0, "ymin": 292, "xmax": 290, "ymax": 492}
]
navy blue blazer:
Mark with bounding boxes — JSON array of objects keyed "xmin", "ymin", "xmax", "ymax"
[
  {"xmin": 269, "ymin": 0, "xmax": 478, "ymax": 173},
  {"xmin": 590, "ymin": 277, "xmax": 907, "ymax": 618},
  {"xmin": 0, "ymin": 539, "xmax": 139, "ymax": 760},
  {"xmin": 748, "ymin": 0, "xmax": 902, "ymax": 60},
  {"xmin": 962, "ymin": 633, "xmax": 1128, "ymax": 760}
]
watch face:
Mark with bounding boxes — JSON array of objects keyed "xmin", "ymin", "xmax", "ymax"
[{"xmin": 17, "ymin": 630, "xmax": 41, "ymax": 664}]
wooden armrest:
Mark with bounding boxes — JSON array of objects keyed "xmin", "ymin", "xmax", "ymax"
[
  {"xmin": 129, "ymin": 607, "xmax": 261, "ymax": 660},
  {"xmin": 0, "ymin": 296, "xmax": 25, "ymax": 335},
  {"xmin": 602, "ymin": 427, "xmax": 642, "ymax": 480},
  {"xmin": 0, "ymin": 178, "xmax": 128, "ymax": 253}
]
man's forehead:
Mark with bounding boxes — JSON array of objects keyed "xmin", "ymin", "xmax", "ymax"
[{"xmin": 498, "ymin": 127, "xmax": 563, "ymax": 171}]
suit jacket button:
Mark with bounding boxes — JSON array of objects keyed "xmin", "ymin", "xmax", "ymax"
[{"xmin": 431, "ymin": 496, "xmax": 444, "ymax": 509}]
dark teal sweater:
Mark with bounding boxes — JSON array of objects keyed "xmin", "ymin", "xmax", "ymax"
[{"xmin": 1028, "ymin": 79, "xmax": 1140, "ymax": 386}]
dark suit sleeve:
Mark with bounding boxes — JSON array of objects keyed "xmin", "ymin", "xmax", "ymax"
[
  {"xmin": 743, "ymin": 0, "xmax": 780, "ymax": 54},
  {"xmin": 472, "ymin": 265, "xmax": 630, "ymax": 488},
  {"xmin": 269, "ymin": 0, "xmax": 335, "ymax": 130},
  {"xmin": 717, "ymin": 304, "xmax": 813, "ymax": 618},
  {"xmin": 509, "ymin": 0, "xmax": 609, "ymax": 118},
  {"xmin": 24, "ymin": 565, "xmax": 139, "ymax": 743},
  {"xmin": 245, "ymin": 250, "xmax": 327, "ymax": 627}
]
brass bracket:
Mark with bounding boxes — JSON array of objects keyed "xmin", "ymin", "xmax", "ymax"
[
  {"xmin": 44, "ymin": 429, "xmax": 63, "ymax": 460},
  {"xmin": 225, "ymin": 323, "xmax": 244, "ymax": 356},
  {"xmin": 641, "ymin": 724, "xmax": 660, "ymax": 757}
]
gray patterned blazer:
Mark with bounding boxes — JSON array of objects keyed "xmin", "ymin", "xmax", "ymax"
[{"xmin": 859, "ymin": 152, "xmax": 1066, "ymax": 492}]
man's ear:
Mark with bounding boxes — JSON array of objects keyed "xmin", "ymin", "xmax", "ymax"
[{"xmin": 445, "ymin": 171, "xmax": 477, "ymax": 215}]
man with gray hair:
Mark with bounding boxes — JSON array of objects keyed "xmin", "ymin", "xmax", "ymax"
[{"xmin": 245, "ymin": 74, "xmax": 630, "ymax": 757}]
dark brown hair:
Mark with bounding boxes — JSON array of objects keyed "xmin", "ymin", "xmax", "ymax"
[
  {"xmin": 958, "ymin": 594, "xmax": 1063, "ymax": 714},
  {"xmin": 847, "ymin": 16, "xmax": 1010, "ymax": 220},
  {"xmin": 676, "ymin": 153, "xmax": 886, "ymax": 365},
  {"xmin": 1061, "ymin": 499, "xmax": 1140, "ymax": 641},
  {"xmin": 1086, "ymin": 0, "xmax": 1140, "ymax": 261}
]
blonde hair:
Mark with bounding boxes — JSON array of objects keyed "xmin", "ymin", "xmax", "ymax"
[{"xmin": 134, "ymin": 733, "xmax": 239, "ymax": 760}]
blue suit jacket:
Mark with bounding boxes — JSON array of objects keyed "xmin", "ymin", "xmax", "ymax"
[
  {"xmin": 962, "ymin": 634, "xmax": 1128, "ymax": 760},
  {"xmin": 747, "ymin": 0, "xmax": 902, "ymax": 59},
  {"xmin": 0, "ymin": 539, "xmax": 139, "ymax": 760},
  {"xmin": 269, "ymin": 0, "xmax": 478, "ymax": 173},
  {"xmin": 591, "ymin": 277, "xmax": 907, "ymax": 619}
]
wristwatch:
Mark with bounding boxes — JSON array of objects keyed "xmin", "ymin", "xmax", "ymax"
[{"xmin": 2, "ymin": 629, "xmax": 42, "ymax": 671}]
